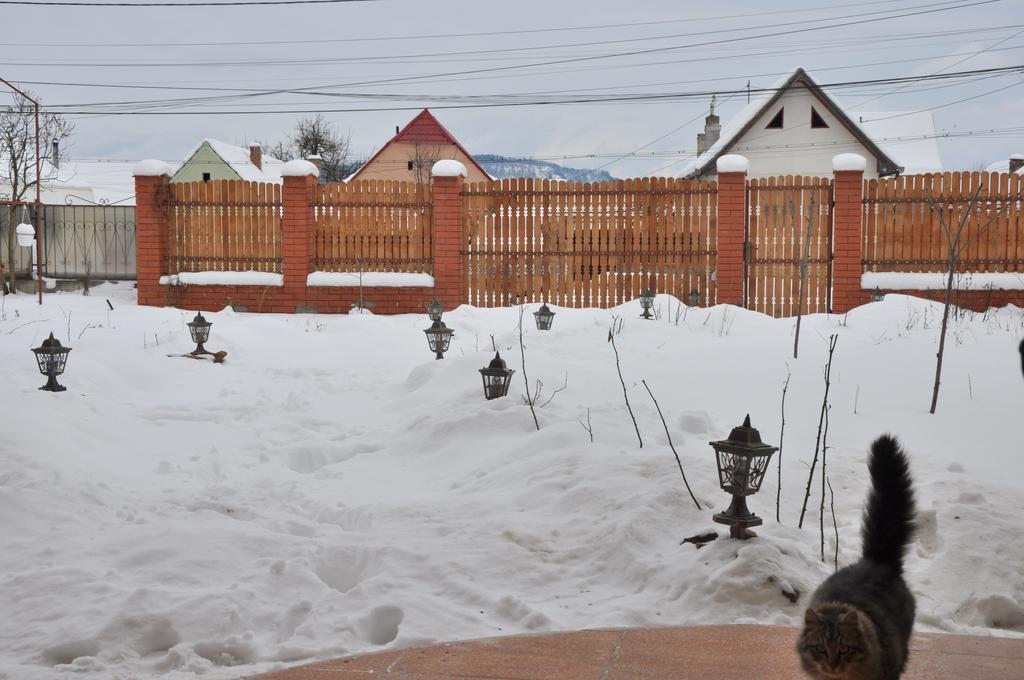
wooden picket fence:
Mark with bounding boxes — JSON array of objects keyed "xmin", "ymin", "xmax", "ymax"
[
  {"xmin": 462, "ymin": 178, "xmax": 718, "ymax": 308},
  {"xmin": 863, "ymin": 171, "xmax": 1024, "ymax": 273},
  {"xmin": 168, "ymin": 180, "xmax": 282, "ymax": 273},
  {"xmin": 746, "ymin": 177, "xmax": 833, "ymax": 317},
  {"xmin": 313, "ymin": 180, "xmax": 433, "ymax": 273}
]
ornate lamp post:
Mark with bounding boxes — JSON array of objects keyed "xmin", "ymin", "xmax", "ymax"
[
  {"xmin": 32, "ymin": 332, "xmax": 71, "ymax": 392},
  {"xmin": 639, "ymin": 289, "xmax": 655, "ymax": 319},
  {"xmin": 533, "ymin": 302, "xmax": 555, "ymax": 331},
  {"xmin": 424, "ymin": 320, "xmax": 454, "ymax": 360},
  {"xmin": 709, "ymin": 415, "xmax": 778, "ymax": 540},
  {"xmin": 871, "ymin": 286, "xmax": 885, "ymax": 302},
  {"xmin": 427, "ymin": 298, "xmax": 444, "ymax": 323},
  {"xmin": 479, "ymin": 351, "xmax": 514, "ymax": 400},
  {"xmin": 688, "ymin": 289, "xmax": 700, "ymax": 307},
  {"xmin": 187, "ymin": 312, "xmax": 212, "ymax": 356}
]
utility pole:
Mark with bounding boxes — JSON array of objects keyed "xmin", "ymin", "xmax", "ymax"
[{"xmin": 0, "ymin": 75, "xmax": 43, "ymax": 304}]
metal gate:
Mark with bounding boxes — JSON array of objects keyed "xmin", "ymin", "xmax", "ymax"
[{"xmin": 745, "ymin": 177, "xmax": 833, "ymax": 316}]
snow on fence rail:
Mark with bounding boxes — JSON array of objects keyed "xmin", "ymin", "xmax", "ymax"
[
  {"xmin": 168, "ymin": 180, "xmax": 283, "ymax": 274},
  {"xmin": 462, "ymin": 177, "xmax": 718, "ymax": 308},
  {"xmin": 313, "ymin": 180, "xmax": 433, "ymax": 275},
  {"xmin": 863, "ymin": 171, "xmax": 1024, "ymax": 274}
]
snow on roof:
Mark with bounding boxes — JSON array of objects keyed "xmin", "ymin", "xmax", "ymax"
[
  {"xmin": 44, "ymin": 159, "xmax": 139, "ymax": 205},
  {"xmin": 180, "ymin": 138, "xmax": 286, "ymax": 183},
  {"xmin": 851, "ymin": 111, "xmax": 942, "ymax": 174},
  {"xmin": 984, "ymin": 158, "xmax": 1024, "ymax": 175},
  {"xmin": 680, "ymin": 67, "xmax": 926, "ymax": 178},
  {"xmin": 679, "ymin": 70, "xmax": 793, "ymax": 177}
]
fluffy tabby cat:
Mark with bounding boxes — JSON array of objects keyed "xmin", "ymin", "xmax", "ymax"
[{"xmin": 797, "ymin": 435, "xmax": 916, "ymax": 680}]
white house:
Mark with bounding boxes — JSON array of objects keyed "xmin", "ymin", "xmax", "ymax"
[{"xmin": 681, "ymin": 68, "xmax": 942, "ymax": 180}]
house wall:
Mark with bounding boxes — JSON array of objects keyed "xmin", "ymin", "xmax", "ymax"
[
  {"xmin": 705, "ymin": 84, "xmax": 882, "ymax": 180},
  {"xmin": 355, "ymin": 141, "xmax": 490, "ymax": 184},
  {"xmin": 171, "ymin": 143, "xmax": 241, "ymax": 184}
]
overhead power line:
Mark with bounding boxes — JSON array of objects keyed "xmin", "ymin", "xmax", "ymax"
[
  {"xmin": 33, "ymin": 65, "xmax": 1024, "ymax": 115},
  {"xmin": 0, "ymin": 0, "xmax": 914, "ymax": 43},
  {"xmin": 0, "ymin": 0, "xmax": 373, "ymax": 5}
]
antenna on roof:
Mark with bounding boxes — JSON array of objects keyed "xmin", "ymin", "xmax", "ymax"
[
  {"xmin": 746, "ymin": 80, "xmax": 750, "ymax": 104},
  {"xmin": 710, "ymin": 94, "xmax": 716, "ymax": 116}
]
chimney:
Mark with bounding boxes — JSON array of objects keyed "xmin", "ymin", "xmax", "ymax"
[
  {"xmin": 52, "ymin": 140, "xmax": 60, "ymax": 170},
  {"xmin": 307, "ymin": 154, "xmax": 323, "ymax": 174},
  {"xmin": 249, "ymin": 143, "xmax": 262, "ymax": 170},
  {"xmin": 1010, "ymin": 153, "xmax": 1024, "ymax": 174},
  {"xmin": 395, "ymin": 125, "xmax": 400, "ymax": 135},
  {"xmin": 696, "ymin": 96, "xmax": 721, "ymax": 156}
]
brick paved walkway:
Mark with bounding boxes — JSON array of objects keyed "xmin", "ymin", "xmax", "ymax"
[{"xmin": 246, "ymin": 624, "xmax": 1024, "ymax": 679}]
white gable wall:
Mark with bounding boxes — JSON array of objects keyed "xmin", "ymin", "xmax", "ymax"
[{"xmin": 715, "ymin": 84, "xmax": 882, "ymax": 180}]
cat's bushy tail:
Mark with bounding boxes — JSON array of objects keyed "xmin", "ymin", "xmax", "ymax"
[{"xmin": 861, "ymin": 435, "xmax": 916, "ymax": 573}]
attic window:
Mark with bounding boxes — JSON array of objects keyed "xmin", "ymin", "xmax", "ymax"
[
  {"xmin": 202, "ymin": 172, "xmax": 211, "ymax": 182},
  {"xmin": 407, "ymin": 160, "xmax": 414, "ymax": 171},
  {"xmin": 811, "ymin": 107, "xmax": 829, "ymax": 129},
  {"xmin": 765, "ymin": 108, "xmax": 784, "ymax": 129}
]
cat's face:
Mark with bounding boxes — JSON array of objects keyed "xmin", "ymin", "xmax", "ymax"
[{"xmin": 798, "ymin": 604, "xmax": 870, "ymax": 678}]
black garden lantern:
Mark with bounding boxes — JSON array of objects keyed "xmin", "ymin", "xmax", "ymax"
[
  {"xmin": 688, "ymin": 289, "xmax": 700, "ymax": 307},
  {"xmin": 427, "ymin": 298, "xmax": 444, "ymax": 323},
  {"xmin": 32, "ymin": 332, "xmax": 71, "ymax": 392},
  {"xmin": 533, "ymin": 303, "xmax": 555, "ymax": 331},
  {"xmin": 424, "ymin": 320, "xmax": 454, "ymax": 360},
  {"xmin": 639, "ymin": 289, "xmax": 655, "ymax": 319},
  {"xmin": 479, "ymin": 351, "xmax": 514, "ymax": 400},
  {"xmin": 187, "ymin": 312, "xmax": 212, "ymax": 355},
  {"xmin": 871, "ymin": 286, "xmax": 885, "ymax": 302},
  {"xmin": 709, "ymin": 415, "xmax": 779, "ymax": 540}
]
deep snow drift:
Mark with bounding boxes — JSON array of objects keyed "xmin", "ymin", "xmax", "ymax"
[{"xmin": 1, "ymin": 286, "xmax": 1022, "ymax": 679}]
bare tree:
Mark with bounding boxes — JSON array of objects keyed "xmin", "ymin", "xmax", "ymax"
[
  {"xmin": 270, "ymin": 114, "xmax": 356, "ymax": 183},
  {"xmin": 409, "ymin": 142, "xmax": 444, "ymax": 185},
  {"xmin": 0, "ymin": 89, "xmax": 73, "ymax": 294},
  {"xmin": 925, "ymin": 182, "xmax": 1022, "ymax": 413},
  {"xmin": 793, "ymin": 193, "xmax": 817, "ymax": 359}
]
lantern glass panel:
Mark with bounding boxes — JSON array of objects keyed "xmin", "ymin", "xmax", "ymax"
[
  {"xmin": 425, "ymin": 326, "xmax": 453, "ymax": 353},
  {"xmin": 482, "ymin": 373, "xmax": 512, "ymax": 400},
  {"xmin": 188, "ymin": 314, "xmax": 212, "ymax": 344},
  {"xmin": 746, "ymin": 453, "xmax": 773, "ymax": 493},
  {"xmin": 534, "ymin": 305, "xmax": 555, "ymax": 331},
  {"xmin": 427, "ymin": 299, "xmax": 443, "ymax": 322},
  {"xmin": 640, "ymin": 289, "xmax": 655, "ymax": 309}
]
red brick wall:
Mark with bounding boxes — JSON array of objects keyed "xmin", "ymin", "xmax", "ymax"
[
  {"xmin": 872, "ymin": 287, "xmax": 1024, "ymax": 312},
  {"xmin": 716, "ymin": 170, "xmax": 746, "ymax": 307},
  {"xmin": 430, "ymin": 174, "xmax": 465, "ymax": 311},
  {"xmin": 832, "ymin": 168, "xmax": 867, "ymax": 313},
  {"xmin": 134, "ymin": 173, "xmax": 170, "ymax": 307}
]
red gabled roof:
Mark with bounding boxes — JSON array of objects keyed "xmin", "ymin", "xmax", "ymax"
[{"xmin": 350, "ymin": 109, "xmax": 490, "ymax": 181}]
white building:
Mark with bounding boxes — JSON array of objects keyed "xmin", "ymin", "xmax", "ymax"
[{"xmin": 681, "ymin": 68, "xmax": 942, "ymax": 180}]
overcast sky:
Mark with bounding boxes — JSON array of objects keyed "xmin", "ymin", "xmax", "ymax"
[{"xmin": 3, "ymin": 0, "xmax": 1023, "ymax": 177}]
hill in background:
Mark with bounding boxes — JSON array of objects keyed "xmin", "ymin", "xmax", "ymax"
[{"xmin": 476, "ymin": 154, "xmax": 615, "ymax": 182}]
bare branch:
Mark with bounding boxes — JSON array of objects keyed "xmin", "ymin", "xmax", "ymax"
[
  {"xmin": 798, "ymin": 334, "xmax": 838, "ymax": 529},
  {"xmin": 608, "ymin": 325, "xmax": 642, "ymax": 448},
  {"xmin": 642, "ymin": 379, "xmax": 701, "ymax": 510}
]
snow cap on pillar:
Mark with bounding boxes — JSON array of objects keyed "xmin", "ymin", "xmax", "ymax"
[
  {"xmin": 133, "ymin": 159, "xmax": 172, "ymax": 177},
  {"xmin": 281, "ymin": 159, "xmax": 320, "ymax": 178},
  {"xmin": 833, "ymin": 153, "xmax": 867, "ymax": 172},
  {"xmin": 431, "ymin": 159, "xmax": 467, "ymax": 178},
  {"xmin": 716, "ymin": 154, "xmax": 749, "ymax": 174}
]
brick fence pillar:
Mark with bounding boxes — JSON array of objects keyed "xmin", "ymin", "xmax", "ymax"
[
  {"xmin": 133, "ymin": 160, "xmax": 172, "ymax": 307},
  {"xmin": 831, "ymin": 154, "xmax": 866, "ymax": 314},
  {"xmin": 281, "ymin": 160, "xmax": 319, "ymax": 310},
  {"xmin": 431, "ymin": 160, "xmax": 467, "ymax": 311},
  {"xmin": 715, "ymin": 155, "xmax": 749, "ymax": 307}
]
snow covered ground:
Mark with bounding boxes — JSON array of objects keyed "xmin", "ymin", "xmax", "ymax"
[{"xmin": 1, "ymin": 285, "xmax": 1022, "ymax": 679}]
